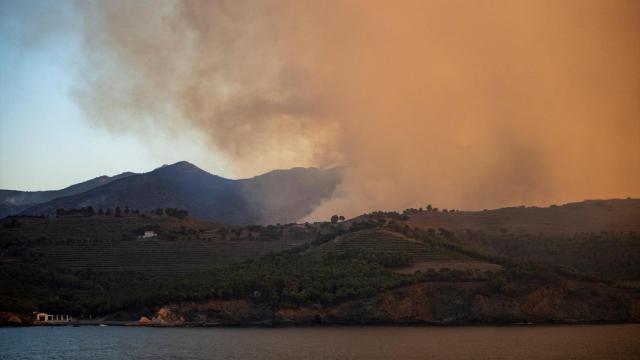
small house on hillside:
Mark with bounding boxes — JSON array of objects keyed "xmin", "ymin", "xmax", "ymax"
[{"xmin": 142, "ymin": 231, "xmax": 157, "ymax": 239}]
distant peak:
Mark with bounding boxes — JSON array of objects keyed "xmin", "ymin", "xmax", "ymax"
[
  {"xmin": 159, "ymin": 161, "xmax": 197, "ymax": 169},
  {"xmin": 154, "ymin": 161, "xmax": 211, "ymax": 174}
]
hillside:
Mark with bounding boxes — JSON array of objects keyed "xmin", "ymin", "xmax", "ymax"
[
  {"xmin": 19, "ymin": 162, "xmax": 341, "ymax": 224},
  {"xmin": 0, "ymin": 215, "xmax": 492, "ymax": 276},
  {"xmin": 4, "ymin": 199, "xmax": 636, "ymax": 280},
  {"xmin": 1, "ymin": 198, "xmax": 639, "ymax": 325},
  {"xmin": 407, "ymin": 199, "xmax": 640, "ymax": 236},
  {"xmin": 404, "ymin": 199, "xmax": 640, "ymax": 280},
  {"xmin": 0, "ymin": 172, "xmax": 134, "ymax": 218},
  {"xmin": 0, "ymin": 216, "xmax": 317, "ymax": 274}
]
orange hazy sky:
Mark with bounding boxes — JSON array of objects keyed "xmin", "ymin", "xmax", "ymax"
[{"xmin": 3, "ymin": 0, "xmax": 639, "ymax": 216}]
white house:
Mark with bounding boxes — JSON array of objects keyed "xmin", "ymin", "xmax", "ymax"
[
  {"xmin": 35, "ymin": 313, "xmax": 72, "ymax": 323},
  {"xmin": 142, "ymin": 231, "xmax": 157, "ymax": 239}
]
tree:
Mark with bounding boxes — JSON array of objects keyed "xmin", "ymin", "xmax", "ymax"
[
  {"xmin": 426, "ymin": 204, "xmax": 433, "ymax": 211},
  {"xmin": 105, "ymin": 208, "xmax": 112, "ymax": 216},
  {"xmin": 338, "ymin": 215, "xmax": 345, "ymax": 221},
  {"xmin": 165, "ymin": 208, "xmax": 188, "ymax": 219},
  {"xmin": 156, "ymin": 208, "xmax": 164, "ymax": 216},
  {"xmin": 124, "ymin": 206, "xmax": 130, "ymax": 214},
  {"xmin": 115, "ymin": 206, "xmax": 122, "ymax": 217},
  {"xmin": 87, "ymin": 206, "xmax": 95, "ymax": 216},
  {"xmin": 3, "ymin": 218, "xmax": 21, "ymax": 229},
  {"xmin": 331, "ymin": 215, "xmax": 339, "ymax": 224}
]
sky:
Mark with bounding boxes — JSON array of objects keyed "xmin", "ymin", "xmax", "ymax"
[
  {"xmin": 1, "ymin": 0, "xmax": 639, "ymax": 216},
  {"xmin": 0, "ymin": 1, "xmax": 230, "ymax": 190}
]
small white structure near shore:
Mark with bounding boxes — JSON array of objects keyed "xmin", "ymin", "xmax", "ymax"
[{"xmin": 35, "ymin": 312, "xmax": 72, "ymax": 323}]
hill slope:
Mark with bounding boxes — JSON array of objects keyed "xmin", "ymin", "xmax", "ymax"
[
  {"xmin": 0, "ymin": 172, "xmax": 134, "ymax": 218},
  {"xmin": 407, "ymin": 199, "xmax": 640, "ymax": 236},
  {"xmin": 0, "ymin": 216, "xmax": 313, "ymax": 274},
  {"xmin": 404, "ymin": 199, "xmax": 640, "ymax": 280},
  {"xmin": 1, "ymin": 199, "xmax": 639, "ymax": 325},
  {"xmin": 20, "ymin": 162, "xmax": 341, "ymax": 224},
  {"xmin": 5, "ymin": 199, "xmax": 638, "ymax": 279}
]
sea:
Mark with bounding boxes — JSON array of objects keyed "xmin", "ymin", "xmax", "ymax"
[{"xmin": 1, "ymin": 324, "xmax": 639, "ymax": 359}]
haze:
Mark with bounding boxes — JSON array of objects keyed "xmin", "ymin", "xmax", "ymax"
[{"xmin": 1, "ymin": 0, "xmax": 639, "ymax": 218}]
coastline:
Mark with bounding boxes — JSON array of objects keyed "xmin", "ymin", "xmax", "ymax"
[{"xmin": 5, "ymin": 319, "xmax": 640, "ymax": 328}]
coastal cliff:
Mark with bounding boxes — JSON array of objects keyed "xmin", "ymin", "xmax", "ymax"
[{"xmin": 149, "ymin": 280, "xmax": 640, "ymax": 326}]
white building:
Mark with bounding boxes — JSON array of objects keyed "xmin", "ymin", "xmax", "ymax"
[
  {"xmin": 142, "ymin": 231, "xmax": 157, "ymax": 239},
  {"xmin": 35, "ymin": 313, "xmax": 72, "ymax": 323}
]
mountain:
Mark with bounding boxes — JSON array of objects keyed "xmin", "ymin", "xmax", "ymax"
[
  {"xmin": 0, "ymin": 172, "xmax": 134, "ymax": 218},
  {"xmin": 238, "ymin": 167, "xmax": 342, "ymax": 224},
  {"xmin": 19, "ymin": 161, "xmax": 341, "ymax": 224}
]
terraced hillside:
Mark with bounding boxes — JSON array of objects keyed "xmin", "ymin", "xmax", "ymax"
[
  {"xmin": 307, "ymin": 228, "xmax": 501, "ymax": 273},
  {"xmin": 34, "ymin": 239, "xmax": 301, "ymax": 274},
  {"xmin": 402, "ymin": 199, "xmax": 640, "ymax": 280},
  {"xmin": 0, "ymin": 216, "xmax": 315, "ymax": 274},
  {"xmin": 2, "ymin": 202, "xmax": 639, "ymax": 324},
  {"xmin": 3, "ymin": 199, "xmax": 637, "ymax": 279},
  {"xmin": 310, "ymin": 229, "xmax": 464, "ymax": 260},
  {"xmin": 1, "ymin": 215, "xmax": 503, "ymax": 276},
  {"xmin": 407, "ymin": 198, "xmax": 640, "ymax": 236}
]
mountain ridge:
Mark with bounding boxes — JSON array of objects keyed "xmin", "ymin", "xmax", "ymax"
[
  {"xmin": 18, "ymin": 161, "xmax": 341, "ymax": 224},
  {"xmin": 0, "ymin": 172, "xmax": 135, "ymax": 218}
]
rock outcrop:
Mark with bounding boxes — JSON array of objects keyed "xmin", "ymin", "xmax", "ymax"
[{"xmin": 149, "ymin": 280, "xmax": 640, "ymax": 326}]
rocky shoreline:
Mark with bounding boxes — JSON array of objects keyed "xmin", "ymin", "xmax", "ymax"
[
  {"xmin": 141, "ymin": 281, "xmax": 640, "ymax": 327},
  {"xmin": 4, "ymin": 280, "xmax": 639, "ymax": 328}
]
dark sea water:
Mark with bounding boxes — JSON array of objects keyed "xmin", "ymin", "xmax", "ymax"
[{"xmin": 1, "ymin": 324, "xmax": 639, "ymax": 360}]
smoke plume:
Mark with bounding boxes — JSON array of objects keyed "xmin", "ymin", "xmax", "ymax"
[{"xmin": 71, "ymin": 0, "xmax": 640, "ymax": 218}]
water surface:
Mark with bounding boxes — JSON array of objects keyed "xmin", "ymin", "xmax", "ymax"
[{"xmin": 1, "ymin": 324, "xmax": 639, "ymax": 359}]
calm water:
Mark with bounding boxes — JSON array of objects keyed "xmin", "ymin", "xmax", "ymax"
[{"xmin": 1, "ymin": 325, "xmax": 639, "ymax": 360}]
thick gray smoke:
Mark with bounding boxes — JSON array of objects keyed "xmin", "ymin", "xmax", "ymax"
[{"xmin": 22, "ymin": 0, "xmax": 640, "ymax": 218}]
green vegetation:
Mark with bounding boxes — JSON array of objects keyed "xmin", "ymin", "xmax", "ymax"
[
  {"xmin": 0, "ymin": 214, "xmax": 491, "ymax": 317},
  {"xmin": 1, "ymin": 200, "xmax": 639, "ymax": 323},
  {"xmin": 308, "ymin": 229, "xmax": 467, "ymax": 265},
  {"xmin": 452, "ymin": 230, "xmax": 640, "ymax": 281},
  {"xmin": 0, "ymin": 217, "xmax": 313, "ymax": 274},
  {"xmin": 0, "ymin": 238, "xmax": 599, "ymax": 320},
  {"xmin": 0, "ymin": 233, "xmax": 492, "ymax": 318}
]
